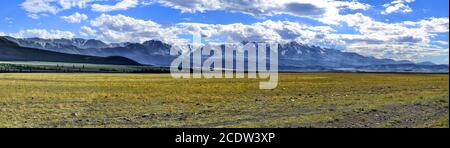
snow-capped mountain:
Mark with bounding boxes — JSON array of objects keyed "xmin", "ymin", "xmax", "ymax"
[
  {"xmin": 2, "ymin": 36, "xmax": 448, "ymax": 72},
  {"xmin": 0, "ymin": 36, "xmax": 140, "ymax": 65}
]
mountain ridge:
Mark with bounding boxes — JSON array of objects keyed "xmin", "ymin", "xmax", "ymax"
[
  {"xmin": 0, "ymin": 36, "xmax": 141, "ymax": 66},
  {"xmin": 2, "ymin": 36, "xmax": 448, "ymax": 72}
]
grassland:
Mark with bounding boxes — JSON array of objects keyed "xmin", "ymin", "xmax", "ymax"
[
  {"xmin": 0, "ymin": 61, "xmax": 169, "ymax": 73},
  {"xmin": 0, "ymin": 73, "xmax": 448, "ymax": 128}
]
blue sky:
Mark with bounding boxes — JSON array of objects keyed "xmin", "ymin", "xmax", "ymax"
[{"xmin": 0, "ymin": 0, "xmax": 448, "ymax": 64}]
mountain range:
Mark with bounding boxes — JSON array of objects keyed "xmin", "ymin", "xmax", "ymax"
[
  {"xmin": 1, "ymin": 36, "xmax": 448, "ymax": 73},
  {"xmin": 0, "ymin": 36, "xmax": 140, "ymax": 65}
]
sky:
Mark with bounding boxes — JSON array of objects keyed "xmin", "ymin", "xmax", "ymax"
[{"xmin": 0, "ymin": 0, "xmax": 448, "ymax": 64}]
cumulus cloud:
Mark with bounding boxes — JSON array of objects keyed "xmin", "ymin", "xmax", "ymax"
[
  {"xmin": 324, "ymin": 14, "xmax": 449, "ymax": 61},
  {"xmin": 322, "ymin": 15, "xmax": 448, "ymax": 61},
  {"xmin": 152, "ymin": 0, "xmax": 370, "ymax": 25},
  {"xmin": 91, "ymin": 0, "xmax": 139, "ymax": 12},
  {"xmin": 173, "ymin": 20, "xmax": 334, "ymax": 45},
  {"xmin": 21, "ymin": 0, "xmax": 96, "ymax": 19},
  {"xmin": 21, "ymin": 0, "xmax": 139, "ymax": 18},
  {"xmin": 61, "ymin": 12, "xmax": 88, "ymax": 23},
  {"xmin": 80, "ymin": 26, "xmax": 97, "ymax": 37},
  {"xmin": 19, "ymin": 0, "xmax": 371, "ymax": 25},
  {"xmin": 339, "ymin": 13, "xmax": 429, "ymax": 43},
  {"xmin": 382, "ymin": 0, "xmax": 415, "ymax": 15},
  {"xmin": 402, "ymin": 17, "xmax": 449, "ymax": 33},
  {"xmin": 85, "ymin": 14, "xmax": 334, "ymax": 45},
  {"xmin": 9, "ymin": 29, "xmax": 76, "ymax": 39},
  {"xmin": 90, "ymin": 14, "xmax": 171, "ymax": 43},
  {"xmin": 345, "ymin": 42, "xmax": 448, "ymax": 61}
]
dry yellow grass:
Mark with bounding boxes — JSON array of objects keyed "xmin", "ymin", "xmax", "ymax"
[{"xmin": 0, "ymin": 73, "xmax": 448, "ymax": 128}]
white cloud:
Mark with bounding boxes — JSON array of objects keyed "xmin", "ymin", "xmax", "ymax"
[
  {"xmin": 173, "ymin": 20, "xmax": 334, "ymax": 45},
  {"xmin": 21, "ymin": 0, "xmax": 97, "ymax": 18},
  {"xmin": 333, "ymin": 1, "xmax": 371, "ymax": 10},
  {"xmin": 86, "ymin": 14, "xmax": 335, "ymax": 45},
  {"xmin": 10, "ymin": 29, "xmax": 76, "ymax": 39},
  {"xmin": 2, "ymin": 17, "xmax": 14, "ymax": 24},
  {"xmin": 89, "ymin": 14, "xmax": 174, "ymax": 43},
  {"xmin": 382, "ymin": 0, "xmax": 415, "ymax": 15},
  {"xmin": 18, "ymin": 0, "xmax": 368, "ymax": 25},
  {"xmin": 80, "ymin": 26, "xmax": 97, "ymax": 37},
  {"xmin": 91, "ymin": 0, "xmax": 139, "ymax": 12},
  {"xmin": 344, "ymin": 42, "xmax": 448, "ymax": 61},
  {"xmin": 90, "ymin": 13, "xmax": 161, "ymax": 33},
  {"xmin": 20, "ymin": 0, "xmax": 371, "ymax": 22},
  {"xmin": 152, "ymin": 0, "xmax": 370, "ymax": 25},
  {"xmin": 434, "ymin": 40, "xmax": 449, "ymax": 46},
  {"xmin": 141, "ymin": 0, "xmax": 154, "ymax": 6},
  {"xmin": 21, "ymin": 0, "xmax": 61, "ymax": 14},
  {"xmin": 27, "ymin": 14, "xmax": 41, "ymax": 19},
  {"xmin": 402, "ymin": 17, "xmax": 449, "ymax": 33},
  {"xmin": 21, "ymin": 0, "xmax": 142, "ymax": 16},
  {"xmin": 337, "ymin": 14, "xmax": 446, "ymax": 44},
  {"xmin": 323, "ymin": 14, "xmax": 449, "ymax": 61},
  {"xmin": 61, "ymin": 12, "xmax": 88, "ymax": 23}
]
